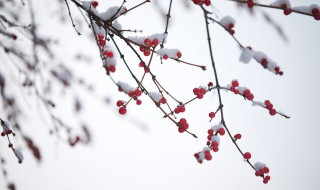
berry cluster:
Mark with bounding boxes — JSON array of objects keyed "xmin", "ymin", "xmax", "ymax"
[
  {"xmin": 194, "ymin": 147, "xmax": 212, "ymax": 163},
  {"xmin": 174, "ymin": 105, "xmax": 186, "ymax": 114},
  {"xmin": 192, "ymin": 0, "xmax": 211, "ymax": 6},
  {"xmin": 264, "ymin": 100, "xmax": 277, "ymax": 116},
  {"xmin": 219, "ymin": 16, "xmax": 236, "ymax": 35},
  {"xmin": 139, "ymin": 38, "xmax": 159, "ymax": 56},
  {"xmin": 254, "ymin": 162, "xmax": 271, "ymax": 184},
  {"xmin": 177, "ymin": 118, "xmax": 189, "ymax": 133},
  {"xmin": 229, "ymin": 80, "xmax": 254, "ymax": 101},
  {"xmin": 193, "ymin": 86, "xmax": 207, "ymax": 99}
]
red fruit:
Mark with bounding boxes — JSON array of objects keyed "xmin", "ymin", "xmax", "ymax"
[
  {"xmin": 247, "ymin": 93, "xmax": 254, "ymax": 101},
  {"xmin": 178, "ymin": 127, "xmax": 185, "ymax": 133},
  {"xmin": 160, "ymin": 97, "xmax": 166, "ymax": 104},
  {"xmin": 269, "ymin": 109, "xmax": 277, "ymax": 116},
  {"xmin": 192, "ymin": 0, "xmax": 201, "ymax": 5},
  {"xmin": 136, "ymin": 99, "xmax": 142, "ymax": 105},
  {"xmin": 193, "ymin": 88, "xmax": 199, "ymax": 94},
  {"xmin": 209, "ymin": 112, "xmax": 215, "ymax": 118},
  {"xmin": 274, "ymin": 67, "xmax": 280, "ymax": 73},
  {"xmin": 231, "ymin": 80, "xmax": 239, "ymax": 87},
  {"xmin": 182, "ymin": 123, "xmax": 189, "ymax": 130},
  {"xmin": 212, "ymin": 146, "xmax": 219, "ymax": 152},
  {"xmin": 208, "ymin": 82, "xmax": 213, "ymax": 87},
  {"xmin": 99, "ymin": 40, "xmax": 105, "ymax": 46},
  {"xmin": 176, "ymin": 52, "xmax": 182, "ymax": 58},
  {"xmin": 207, "ymin": 129, "xmax": 214, "ymax": 135},
  {"xmin": 163, "ymin": 54, "xmax": 168, "ymax": 60},
  {"xmin": 119, "ymin": 107, "xmax": 127, "ymax": 115},
  {"xmin": 211, "ymin": 141, "xmax": 219, "ymax": 147},
  {"xmin": 152, "ymin": 39, "xmax": 159, "ymax": 46},
  {"xmin": 174, "ymin": 108, "xmax": 180, "ymax": 114},
  {"xmin": 91, "ymin": 1, "xmax": 98, "ymax": 8},
  {"xmin": 263, "ymin": 179, "xmax": 269, "ymax": 184},
  {"xmin": 139, "ymin": 46, "xmax": 145, "ymax": 52},
  {"xmin": 247, "ymin": 1, "xmax": 254, "ymax": 8},
  {"xmin": 255, "ymin": 171, "xmax": 261, "ymax": 176},
  {"xmin": 1, "ymin": 132, "xmax": 5, "ymax": 136},
  {"xmin": 108, "ymin": 65, "xmax": 116, "ymax": 73},
  {"xmin": 234, "ymin": 133, "xmax": 242, "ymax": 140},
  {"xmin": 12, "ymin": 34, "xmax": 17, "ymax": 40},
  {"xmin": 265, "ymin": 175, "xmax": 271, "ymax": 181},
  {"xmin": 98, "ymin": 35, "xmax": 104, "ymax": 40},
  {"xmin": 197, "ymin": 94, "xmax": 203, "ymax": 99},
  {"xmin": 312, "ymin": 8, "xmax": 320, "ymax": 15},
  {"xmin": 199, "ymin": 88, "xmax": 206, "ymax": 95},
  {"xmin": 243, "ymin": 89, "xmax": 251, "ymax": 97},
  {"xmin": 261, "ymin": 58, "xmax": 268, "ymax": 66},
  {"xmin": 144, "ymin": 38, "xmax": 151, "ymax": 46},
  {"xmin": 228, "ymin": 23, "xmax": 234, "ymax": 29},
  {"xmin": 179, "ymin": 118, "xmax": 187, "ymax": 123},
  {"xmin": 116, "ymin": 100, "xmax": 123, "ymax": 107},
  {"xmin": 205, "ymin": 153, "xmax": 212, "ymax": 160},
  {"xmin": 139, "ymin": 61, "xmax": 145, "ymax": 67},
  {"xmin": 144, "ymin": 50, "xmax": 151, "ymax": 56},
  {"xmin": 204, "ymin": 0, "xmax": 211, "ymax": 6},
  {"xmin": 263, "ymin": 167, "xmax": 270, "ymax": 174},
  {"xmin": 218, "ymin": 128, "xmax": 225, "ymax": 136},
  {"xmin": 178, "ymin": 106, "xmax": 185, "ymax": 112},
  {"xmin": 107, "ymin": 51, "xmax": 114, "ymax": 58},
  {"xmin": 234, "ymin": 89, "xmax": 239, "ymax": 94},
  {"xmin": 134, "ymin": 89, "xmax": 142, "ymax": 97},
  {"xmin": 284, "ymin": 9, "xmax": 292, "ymax": 15},
  {"xmin": 243, "ymin": 152, "xmax": 251, "ymax": 160},
  {"xmin": 279, "ymin": 71, "xmax": 284, "ymax": 76}
]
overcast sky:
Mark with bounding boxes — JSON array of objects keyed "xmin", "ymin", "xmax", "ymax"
[{"xmin": 2, "ymin": 0, "xmax": 320, "ymax": 190}]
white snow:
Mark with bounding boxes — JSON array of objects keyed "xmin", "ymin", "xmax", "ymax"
[
  {"xmin": 13, "ymin": 149, "xmax": 24, "ymax": 163},
  {"xmin": 219, "ymin": 15, "xmax": 235, "ymax": 28},
  {"xmin": 239, "ymin": 47, "xmax": 253, "ymax": 64},
  {"xmin": 117, "ymin": 81, "xmax": 135, "ymax": 93}
]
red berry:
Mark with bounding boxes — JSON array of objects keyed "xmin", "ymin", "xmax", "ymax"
[
  {"xmin": 152, "ymin": 39, "xmax": 159, "ymax": 46},
  {"xmin": 139, "ymin": 61, "xmax": 145, "ymax": 67},
  {"xmin": 255, "ymin": 171, "xmax": 261, "ymax": 176},
  {"xmin": 179, "ymin": 118, "xmax": 187, "ymax": 123},
  {"xmin": 263, "ymin": 167, "xmax": 270, "ymax": 174},
  {"xmin": 207, "ymin": 129, "xmax": 214, "ymax": 135},
  {"xmin": 205, "ymin": 153, "xmax": 212, "ymax": 160},
  {"xmin": 91, "ymin": 1, "xmax": 98, "ymax": 8},
  {"xmin": 199, "ymin": 88, "xmax": 206, "ymax": 95},
  {"xmin": 99, "ymin": 39, "xmax": 105, "ymax": 46},
  {"xmin": 192, "ymin": 0, "xmax": 201, "ymax": 5},
  {"xmin": 243, "ymin": 152, "xmax": 251, "ymax": 160},
  {"xmin": 247, "ymin": 93, "xmax": 254, "ymax": 101},
  {"xmin": 231, "ymin": 80, "xmax": 239, "ymax": 87},
  {"xmin": 197, "ymin": 94, "xmax": 203, "ymax": 99},
  {"xmin": 160, "ymin": 97, "xmax": 166, "ymax": 104},
  {"xmin": 178, "ymin": 127, "xmax": 185, "ymax": 133},
  {"xmin": 144, "ymin": 38, "xmax": 151, "ymax": 46},
  {"xmin": 116, "ymin": 100, "xmax": 123, "ymax": 107},
  {"xmin": 108, "ymin": 65, "xmax": 116, "ymax": 73},
  {"xmin": 228, "ymin": 23, "xmax": 234, "ymax": 29},
  {"xmin": 284, "ymin": 9, "xmax": 292, "ymax": 15},
  {"xmin": 178, "ymin": 106, "xmax": 185, "ymax": 113},
  {"xmin": 144, "ymin": 50, "xmax": 151, "ymax": 56},
  {"xmin": 204, "ymin": 0, "xmax": 211, "ymax": 6},
  {"xmin": 174, "ymin": 107, "xmax": 180, "ymax": 114},
  {"xmin": 1, "ymin": 132, "xmax": 5, "ymax": 136},
  {"xmin": 312, "ymin": 8, "xmax": 320, "ymax": 15},
  {"xmin": 209, "ymin": 112, "xmax": 215, "ymax": 118},
  {"xmin": 263, "ymin": 179, "xmax": 269, "ymax": 184},
  {"xmin": 261, "ymin": 58, "xmax": 268, "ymax": 66},
  {"xmin": 234, "ymin": 89, "xmax": 239, "ymax": 94},
  {"xmin": 234, "ymin": 133, "xmax": 242, "ymax": 140},
  {"xmin": 134, "ymin": 89, "xmax": 142, "ymax": 97},
  {"xmin": 176, "ymin": 52, "xmax": 182, "ymax": 58},
  {"xmin": 211, "ymin": 141, "xmax": 219, "ymax": 147},
  {"xmin": 119, "ymin": 107, "xmax": 127, "ymax": 115},
  {"xmin": 193, "ymin": 88, "xmax": 199, "ymax": 94},
  {"xmin": 269, "ymin": 109, "xmax": 277, "ymax": 116},
  {"xmin": 163, "ymin": 54, "xmax": 169, "ymax": 60},
  {"xmin": 243, "ymin": 89, "xmax": 251, "ymax": 97},
  {"xmin": 218, "ymin": 128, "xmax": 225, "ymax": 136},
  {"xmin": 247, "ymin": 1, "xmax": 254, "ymax": 8},
  {"xmin": 107, "ymin": 52, "xmax": 114, "ymax": 58},
  {"xmin": 212, "ymin": 146, "xmax": 219, "ymax": 152},
  {"xmin": 265, "ymin": 175, "xmax": 271, "ymax": 181},
  {"xmin": 274, "ymin": 67, "xmax": 280, "ymax": 73},
  {"xmin": 136, "ymin": 99, "xmax": 142, "ymax": 105},
  {"xmin": 208, "ymin": 82, "xmax": 213, "ymax": 87}
]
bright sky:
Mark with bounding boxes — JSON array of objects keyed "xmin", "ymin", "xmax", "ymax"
[{"xmin": 2, "ymin": 0, "xmax": 320, "ymax": 190}]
